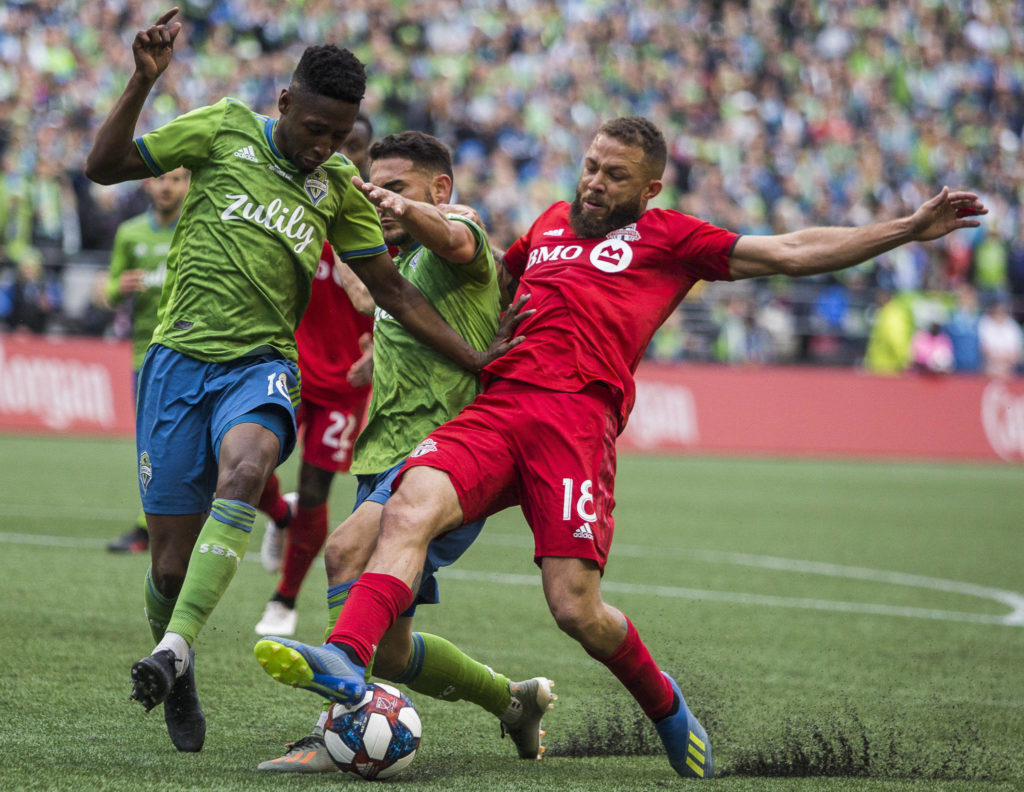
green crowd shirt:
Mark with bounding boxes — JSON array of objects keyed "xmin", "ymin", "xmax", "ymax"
[
  {"xmin": 104, "ymin": 211, "xmax": 176, "ymax": 370},
  {"xmin": 351, "ymin": 216, "xmax": 500, "ymax": 474},
  {"xmin": 134, "ymin": 98, "xmax": 387, "ymax": 363}
]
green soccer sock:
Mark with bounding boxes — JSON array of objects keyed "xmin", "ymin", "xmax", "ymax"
[
  {"xmin": 324, "ymin": 582, "xmax": 511, "ymax": 716},
  {"xmin": 393, "ymin": 632, "xmax": 512, "ymax": 717},
  {"xmin": 143, "ymin": 567, "xmax": 176, "ymax": 643},
  {"xmin": 165, "ymin": 498, "xmax": 256, "ymax": 646}
]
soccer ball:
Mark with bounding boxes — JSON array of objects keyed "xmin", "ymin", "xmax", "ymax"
[{"xmin": 323, "ymin": 683, "xmax": 422, "ymax": 780}]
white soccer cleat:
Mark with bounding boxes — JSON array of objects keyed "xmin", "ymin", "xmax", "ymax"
[
  {"xmin": 501, "ymin": 677, "xmax": 556, "ymax": 759},
  {"xmin": 256, "ymin": 734, "xmax": 338, "ymax": 773},
  {"xmin": 255, "ymin": 600, "xmax": 298, "ymax": 636},
  {"xmin": 260, "ymin": 491, "xmax": 297, "ymax": 573}
]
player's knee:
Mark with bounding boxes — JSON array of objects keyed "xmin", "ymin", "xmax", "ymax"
[
  {"xmin": 324, "ymin": 528, "xmax": 376, "ymax": 581},
  {"xmin": 547, "ymin": 597, "xmax": 600, "ymax": 642},
  {"xmin": 379, "ymin": 491, "xmax": 435, "ymax": 548},
  {"xmin": 216, "ymin": 457, "xmax": 269, "ymax": 503}
]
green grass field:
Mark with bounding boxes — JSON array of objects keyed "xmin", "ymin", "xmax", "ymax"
[{"xmin": 1, "ymin": 433, "xmax": 1022, "ymax": 791}]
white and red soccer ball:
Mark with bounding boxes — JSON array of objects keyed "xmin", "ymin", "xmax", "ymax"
[{"xmin": 323, "ymin": 683, "xmax": 421, "ymax": 780}]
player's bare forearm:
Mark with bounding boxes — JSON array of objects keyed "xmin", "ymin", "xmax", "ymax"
[
  {"xmin": 85, "ymin": 73, "xmax": 158, "ymax": 184},
  {"xmin": 400, "ymin": 202, "xmax": 478, "ymax": 264},
  {"xmin": 729, "ymin": 188, "xmax": 986, "ymax": 280},
  {"xmin": 333, "ymin": 253, "xmax": 375, "ymax": 315},
  {"xmin": 86, "ymin": 9, "xmax": 181, "ymax": 184},
  {"xmin": 496, "ymin": 256, "xmax": 519, "ymax": 312}
]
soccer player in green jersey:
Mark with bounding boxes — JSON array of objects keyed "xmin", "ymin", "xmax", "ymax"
[
  {"xmin": 105, "ymin": 166, "xmax": 189, "ymax": 555},
  {"xmin": 84, "ymin": 8, "xmax": 525, "ymax": 753},
  {"xmin": 255, "ymin": 132, "xmax": 554, "ymax": 772}
]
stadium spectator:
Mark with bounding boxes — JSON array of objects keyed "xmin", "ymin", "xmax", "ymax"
[
  {"xmin": 104, "ymin": 166, "xmax": 189, "ymax": 554},
  {"xmin": 946, "ymin": 283, "xmax": 982, "ymax": 373},
  {"xmin": 978, "ymin": 297, "xmax": 1024, "ymax": 378},
  {"xmin": 257, "ymin": 130, "xmax": 552, "ymax": 773},
  {"xmin": 252, "ymin": 115, "xmax": 986, "ymax": 781},
  {"xmin": 910, "ymin": 322, "xmax": 954, "ymax": 375},
  {"xmin": 6, "ymin": 1, "xmax": 1024, "ymax": 365},
  {"xmin": 864, "ymin": 290, "xmax": 914, "ymax": 375},
  {"xmin": 86, "ymin": 9, "xmax": 523, "ymax": 754}
]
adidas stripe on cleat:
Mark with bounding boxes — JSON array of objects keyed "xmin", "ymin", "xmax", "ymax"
[
  {"xmin": 254, "ymin": 637, "xmax": 367, "ymax": 704},
  {"xmin": 653, "ymin": 673, "xmax": 713, "ymax": 779}
]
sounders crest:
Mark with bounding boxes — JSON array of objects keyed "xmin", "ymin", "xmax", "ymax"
[{"xmin": 304, "ymin": 167, "xmax": 329, "ymax": 206}]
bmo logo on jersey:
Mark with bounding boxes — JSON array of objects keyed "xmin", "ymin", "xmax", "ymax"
[
  {"xmin": 527, "ymin": 239, "xmax": 634, "ymax": 273},
  {"xmin": 590, "ymin": 239, "xmax": 633, "ymax": 273}
]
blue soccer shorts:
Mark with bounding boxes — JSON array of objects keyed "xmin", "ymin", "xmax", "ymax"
[
  {"xmin": 354, "ymin": 460, "xmax": 484, "ymax": 616},
  {"xmin": 136, "ymin": 344, "xmax": 299, "ymax": 515}
]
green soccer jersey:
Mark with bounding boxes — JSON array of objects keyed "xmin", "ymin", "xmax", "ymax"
[
  {"xmin": 105, "ymin": 211, "xmax": 176, "ymax": 370},
  {"xmin": 134, "ymin": 98, "xmax": 387, "ymax": 363},
  {"xmin": 350, "ymin": 217, "xmax": 500, "ymax": 474}
]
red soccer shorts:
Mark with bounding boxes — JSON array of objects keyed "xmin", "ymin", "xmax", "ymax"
[
  {"xmin": 398, "ymin": 379, "xmax": 618, "ymax": 571},
  {"xmin": 296, "ymin": 392, "xmax": 369, "ymax": 473}
]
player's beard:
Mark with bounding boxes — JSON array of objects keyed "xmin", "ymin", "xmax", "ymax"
[
  {"xmin": 382, "ymin": 225, "xmax": 413, "ymax": 248},
  {"xmin": 568, "ymin": 190, "xmax": 645, "ymax": 238}
]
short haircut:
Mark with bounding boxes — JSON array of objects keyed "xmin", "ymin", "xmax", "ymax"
[
  {"xmin": 597, "ymin": 117, "xmax": 667, "ymax": 178},
  {"xmin": 369, "ymin": 131, "xmax": 453, "ymax": 180},
  {"xmin": 292, "ymin": 45, "xmax": 366, "ymax": 104}
]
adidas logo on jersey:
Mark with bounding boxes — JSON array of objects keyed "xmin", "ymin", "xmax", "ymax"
[
  {"xmin": 572, "ymin": 524, "xmax": 595, "ymax": 540},
  {"xmin": 543, "ymin": 228, "xmax": 566, "ymax": 236},
  {"xmin": 233, "ymin": 145, "xmax": 258, "ymax": 162}
]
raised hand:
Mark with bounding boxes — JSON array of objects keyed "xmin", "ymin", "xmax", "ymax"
[
  {"xmin": 133, "ymin": 8, "xmax": 182, "ymax": 82},
  {"xmin": 910, "ymin": 187, "xmax": 988, "ymax": 242},
  {"xmin": 353, "ymin": 175, "xmax": 409, "ymax": 219}
]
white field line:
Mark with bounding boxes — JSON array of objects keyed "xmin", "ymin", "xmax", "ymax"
[{"xmin": 1, "ymin": 528, "xmax": 1021, "ymax": 627}]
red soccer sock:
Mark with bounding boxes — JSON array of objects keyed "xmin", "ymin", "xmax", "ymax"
[
  {"xmin": 587, "ymin": 618, "xmax": 675, "ymax": 720},
  {"xmin": 257, "ymin": 473, "xmax": 290, "ymax": 525},
  {"xmin": 328, "ymin": 573, "xmax": 414, "ymax": 666},
  {"xmin": 277, "ymin": 503, "xmax": 328, "ymax": 599}
]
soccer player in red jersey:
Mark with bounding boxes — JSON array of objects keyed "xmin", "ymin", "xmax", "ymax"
[
  {"xmin": 255, "ymin": 240, "xmax": 373, "ymax": 637},
  {"xmin": 255, "ymin": 116, "xmax": 986, "ymax": 779}
]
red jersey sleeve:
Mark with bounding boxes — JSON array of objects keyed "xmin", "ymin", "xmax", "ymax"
[{"xmin": 667, "ymin": 214, "xmax": 739, "ymax": 283}]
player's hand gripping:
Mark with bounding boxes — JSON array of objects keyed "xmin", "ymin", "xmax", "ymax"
[
  {"xmin": 908, "ymin": 187, "xmax": 987, "ymax": 242},
  {"xmin": 133, "ymin": 8, "xmax": 182, "ymax": 82},
  {"xmin": 478, "ymin": 293, "xmax": 534, "ymax": 369}
]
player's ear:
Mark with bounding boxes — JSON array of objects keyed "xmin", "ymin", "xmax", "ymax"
[
  {"xmin": 430, "ymin": 173, "xmax": 453, "ymax": 205},
  {"xmin": 278, "ymin": 88, "xmax": 291, "ymax": 115},
  {"xmin": 643, "ymin": 179, "xmax": 663, "ymax": 203}
]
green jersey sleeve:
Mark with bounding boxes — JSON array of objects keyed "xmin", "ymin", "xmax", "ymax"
[
  {"xmin": 134, "ymin": 99, "xmax": 229, "ymax": 176},
  {"xmin": 327, "ymin": 180, "xmax": 387, "ymax": 262}
]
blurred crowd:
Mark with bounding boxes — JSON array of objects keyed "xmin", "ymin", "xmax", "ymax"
[{"xmin": 1, "ymin": 0, "xmax": 1023, "ymax": 375}]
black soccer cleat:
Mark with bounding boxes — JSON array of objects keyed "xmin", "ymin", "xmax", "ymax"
[
  {"xmin": 129, "ymin": 649, "xmax": 176, "ymax": 712},
  {"xmin": 164, "ymin": 648, "xmax": 205, "ymax": 752}
]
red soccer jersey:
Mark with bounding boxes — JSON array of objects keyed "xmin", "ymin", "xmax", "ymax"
[
  {"xmin": 295, "ymin": 242, "xmax": 373, "ymax": 408},
  {"xmin": 488, "ymin": 202, "xmax": 739, "ymax": 431}
]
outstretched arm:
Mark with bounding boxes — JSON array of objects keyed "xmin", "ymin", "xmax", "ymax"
[
  {"xmin": 728, "ymin": 188, "xmax": 987, "ymax": 280},
  {"xmin": 85, "ymin": 8, "xmax": 182, "ymax": 184},
  {"xmin": 354, "ymin": 177, "xmax": 482, "ymax": 271},
  {"xmin": 348, "ymin": 251, "xmax": 531, "ymax": 373}
]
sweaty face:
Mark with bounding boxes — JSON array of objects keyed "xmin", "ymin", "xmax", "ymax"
[
  {"xmin": 146, "ymin": 167, "xmax": 190, "ymax": 215},
  {"xmin": 569, "ymin": 134, "xmax": 660, "ymax": 238},
  {"xmin": 275, "ymin": 86, "xmax": 360, "ymax": 174},
  {"xmin": 367, "ymin": 156, "xmax": 436, "ymax": 249}
]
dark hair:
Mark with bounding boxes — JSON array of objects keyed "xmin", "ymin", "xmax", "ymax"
[
  {"xmin": 369, "ymin": 131, "xmax": 453, "ymax": 180},
  {"xmin": 292, "ymin": 45, "xmax": 366, "ymax": 104},
  {"xmin": 597, "ymin": 116, "xmax": 667, "ymax": 177}
]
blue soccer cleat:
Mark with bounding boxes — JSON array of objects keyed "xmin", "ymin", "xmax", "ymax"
[
  {"xmin": 254, "ymin": 637, "xmax": 367, "ymax": 704},
  {"xmin": 653, "ymin": 673, "xmax": 713, "ymax": 779}
]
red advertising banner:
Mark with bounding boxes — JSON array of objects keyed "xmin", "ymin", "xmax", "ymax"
[
  {"xmin": 621, "ymin": 362, "xmax": 1024, "ymax": 464},
  {"xmin": 2, "ymin": 333, "xmax": 1022, "ymax": 464},
  {"xmin": 0, "ymin": 333, "xmax": 135, "ymax": 436}
]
